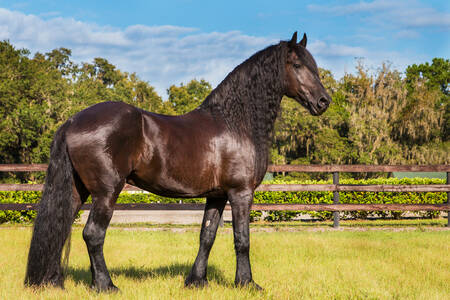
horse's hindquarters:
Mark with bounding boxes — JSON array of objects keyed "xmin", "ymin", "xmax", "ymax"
[{"xmin": 66, "ymin": 102, "xmax": 144, "ymax": 195}]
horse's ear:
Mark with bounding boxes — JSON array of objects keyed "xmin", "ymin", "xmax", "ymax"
[
  {"xmin": 299, "ymin": 33, "xmax": 307, "ymax": 47},
  {"xmin": 289, "ymin": 31, "xmax": 297, "ymax": 48}
]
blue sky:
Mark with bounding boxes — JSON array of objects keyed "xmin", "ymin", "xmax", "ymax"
[{"xmin": 0, "ymin": 0, "xmax": 448, "ymax": 97}]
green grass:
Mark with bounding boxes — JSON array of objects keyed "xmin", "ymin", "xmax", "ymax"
[
  {"xmin": 97, "ymin": 218, "xmax": 450, "ymax": 229},
  {"xmin": 0, "ymin": 226, "xmax": 449, "ymax": 299}
]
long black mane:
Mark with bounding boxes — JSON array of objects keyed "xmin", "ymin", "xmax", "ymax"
[{"xmin": 199, "ymin": 41, "xmax": 288, "ymax": 179}]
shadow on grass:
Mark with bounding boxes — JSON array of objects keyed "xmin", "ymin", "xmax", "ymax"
[{"xmin": 66, "ymin": 263, "xmax": 230, "ymax": 287}]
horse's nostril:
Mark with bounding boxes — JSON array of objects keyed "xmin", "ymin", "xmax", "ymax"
[{"xmin": 318, "ymin": 97, "xmax": 329, "ymax": 108}]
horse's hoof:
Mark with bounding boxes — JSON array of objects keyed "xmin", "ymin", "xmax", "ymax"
[
  {"xmin": 185, "ymin": 276, "xmax": 208, "ymax": 288},
  {"xmin": 236, "ymin": 280, "xmax": 263, "ymax": 291},
  {"xmin": 249, "ymin": 281, "xmax": 263, "ymax": 291},
  {"xmin": 91, "ymin": 283, "xmax": 120, "ymax": 293},
  {"xmin": 107, "ymin": 284, "xmax": 120, "ymax": 293}
]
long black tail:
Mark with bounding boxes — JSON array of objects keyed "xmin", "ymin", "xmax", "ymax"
[{"xmin": 25, "ymin": 121, "xmax": 74, "ymax": 288}]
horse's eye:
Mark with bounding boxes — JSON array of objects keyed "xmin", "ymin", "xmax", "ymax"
[{"xmin": 293, "ymin": 64, "xmax": 301, "ymax": 69}]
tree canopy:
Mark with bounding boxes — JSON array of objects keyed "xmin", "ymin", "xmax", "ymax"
[{"xmin": 0, "ymin": 40, "xmax": 448, "ymax": 182}]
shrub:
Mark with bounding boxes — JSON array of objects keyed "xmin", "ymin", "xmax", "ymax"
[
  {"xmin": 0, "ymin": 177, "xmax": 445, "ymax": 223},
  {"xmin": 0, "ymin": 191, "xmax": 39, "ymax": 223}
]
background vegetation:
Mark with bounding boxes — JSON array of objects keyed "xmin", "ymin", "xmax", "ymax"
[
  {"xmin": 1, "ymin": 177, "xmax": 445, "ymax": 224},
  {"xmin": 1, "ymin": 40, "xmax": 448, "ymax": 183}
]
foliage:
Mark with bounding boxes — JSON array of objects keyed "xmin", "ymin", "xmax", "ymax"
[
  {"xmin": 405, "ymin": 58, "xmax": 449, "ymax": 96},
  {"xmin": 0, "ymin": 41, "xmax": 169, "ymax": 184},
  {"xmin": 0, "ymin": 39, "xmax": 448, "ymax": 224},
  {"xmin": 116, "ymin": 193, "xmax": 205, "ymax": 204},
  {"xmin": 1, "ymin": 178, "xmax": 445, "ymax": 223},
  {"xmin": 272, "ymin": 62, "xmax": 449, "ymax": 178},
  {"xmin": 1, "ymin": 40, "xmax": 448, "ymax": 182},
  {"xmin": 0, "ymin": 190, "xmax": 39, "ymax": 223},
  {"xmin": 249, "ymin": 177, "xmax": 446, "ymax": 222},
  {"xmin": 167, "ymin": 79, "xmax": 212, "ymax": 114}
]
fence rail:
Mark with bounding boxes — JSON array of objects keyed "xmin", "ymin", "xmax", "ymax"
[
  {"xmin": 1, "ymin": 164, "xmax": 449, "ymax": 227},
  {"xmin": 1, "ymin": 164, "xmax": 449, "ymax": 172},
  {"xmin": 0, "ymin": 203, "xmax": 448, "ymax": 212},
  {"xmin": 1, "ymin": 183, "xmax": 449, "ymax": 193}
]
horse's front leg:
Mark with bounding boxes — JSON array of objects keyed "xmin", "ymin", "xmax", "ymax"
[
  {"xmin": 185, "ymin": 197, "xmax": 227, "ymax": 287},
  {"xmin": 229, "ymin": 189, "xmax": 262, "ymax": 290}
]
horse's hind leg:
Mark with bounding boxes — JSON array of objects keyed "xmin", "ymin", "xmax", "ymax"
[
  {"xmin": 82, "ymin": 181, "xmax": 124, "ymax": 292},
  {"xmin": 185, "ymin": 197, "xmax": 227, "ymax": 287}
]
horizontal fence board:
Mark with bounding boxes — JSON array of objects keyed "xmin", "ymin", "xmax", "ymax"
[
  {"xmin": 256, "ymin": 184, "xmax": 335, "ymax": 192},
  {"xmin": 1, "ymin": 164, "xmax": 449, "ymax": 173},
  {"xmin": 249, "ymin": 204, "xmax": 450, "ymax": 211},
  {"xmin": 336, "ymin": 184, "xmax": 450, "ymax": 192},
  {"xmin": 1, "ymin": 183, "xmax": 449, "ymax": 192},
  {"xmin": 0, "ymin": 164, "xmax": 47, "ymax": 172},
  {"xmin": 1, "ymin": 203, "xmax": 449, "ymax": 211},
  {"xmin": 256, "ymin": 184, "xmax": 450, "ymax": 192},
  {"xmin": 0, "ymin": 184, "xmax": 146, "ymax": 192},
  {"xmin": 267, "ymin": 164, "xmax": 450, "ymax": 172},
  {"xmin": 0, "ymin": 184, "xmax": 44, "ymax": 191}
]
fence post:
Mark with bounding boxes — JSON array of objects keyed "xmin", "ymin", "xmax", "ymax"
[
  {"xmin": 447, "ymin": 172, "xmax": 449, "ymax": 228},
  {"xmin": 333, "ymin": 171, "xmax": 340, "ymax": 228}
]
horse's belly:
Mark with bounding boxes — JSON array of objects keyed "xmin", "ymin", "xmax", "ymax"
[{"xmin": 127, "ymin": 167, "xmax": 223, "ymax": 198}]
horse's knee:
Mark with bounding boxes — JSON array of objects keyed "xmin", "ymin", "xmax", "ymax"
[
  {"xmin": 83, "ymin": 223, "xmax": 105, "ymax": 247},
  {"xmin": 234, "ymin": 237, "xmax": 250, "ymax": 254},
  {"xmin": 200, "ymin": 229, "xmax": 216, "ymax": 249}
]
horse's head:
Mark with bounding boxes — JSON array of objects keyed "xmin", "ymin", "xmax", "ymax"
[{"xmin": 284, "ymin": 32, "xmax": 331, "ymax": 116}]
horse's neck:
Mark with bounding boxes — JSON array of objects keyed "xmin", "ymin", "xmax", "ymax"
[
  {"xmin": 199, "ymin": 59, "xmax": 285, "ymax": 182},
  {"xmin": 200, "ymin": 60, "xmax": 285, "ymax": 143},
  {"xmin": 203, "ymin": 81, "xmax": 283, "ymax": 141}
]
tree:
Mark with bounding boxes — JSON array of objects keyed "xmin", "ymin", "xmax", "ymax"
[
  {"xmin": 167, "ymin": 79, "xmax": 212, "ymax": 114},
  {"xmin": 0, "ymin": 40, "xmax": 168, "ymax": 181},
  {"xmin": 1, "ymin": 39, "xmax": 448, "ymax": 183},
  {"xmin": 0, "ymin": 41, "xmax": 70, "ymax": 172},
  {"xmin": 406, "ymin": 58, "xmax": 449, "ymax": 95},
  {"xmin": 405, "ymin": 58, "xmax": 449, "ymax": 141}
]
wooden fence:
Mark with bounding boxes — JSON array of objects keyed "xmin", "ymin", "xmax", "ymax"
[{"xmin": 1, "ymin": 164, "xmax": 449, "ymax": 227}]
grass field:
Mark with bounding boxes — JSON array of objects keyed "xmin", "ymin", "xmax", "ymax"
[{"xmin": 0, "ymin": 222, "xmax": 449, "ymax": 299}]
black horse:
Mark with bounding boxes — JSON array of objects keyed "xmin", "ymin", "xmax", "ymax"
[{"xmin": 25, "ymin": 32, "xmax": 331, "ymax": 291}]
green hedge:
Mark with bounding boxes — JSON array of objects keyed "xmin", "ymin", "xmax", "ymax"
[
  {"xmin": 252, "ymin": 177, "xmax": 446, "ymax": 221},
  {"xmin": 116, "ymin": 193, "xmax": 205, "ymax": 204},
  {"xmin": 0, "ymin": 178, "xmax": 446, "ymax": 223},
  {"xmin": 0, "ymin": 191, "xmax": 39, "ymax": 223}
]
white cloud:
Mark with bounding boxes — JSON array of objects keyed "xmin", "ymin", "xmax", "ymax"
[
  {"xmin": 0, "ymin": 7, "xmax": 423, "ymax": 99},
  {"xmin": 309, "ymin": 40, "xmax": 367, "ymax": 57},
  {"xmin": 0, "ymin": 8, "xmax": 274, "ymax": 97},
  {"xmin": 395, "ymin": 30, "xmax": 420, "ymax": 39},
  {"xmin": 308, "ymin": 0, "xmax": 450, "ymax": 30},
  {"xmin": 308, "ymin": 0, "xmax": 398, "ymax": 15}
]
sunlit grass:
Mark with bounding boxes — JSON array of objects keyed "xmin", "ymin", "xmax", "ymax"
[{"xmin": 0, "ymin": 226, "xmax": 449, "ymax": 299}]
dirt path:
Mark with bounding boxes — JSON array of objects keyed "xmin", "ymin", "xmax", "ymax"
[{"xmin": 78, "ymin": 210, "xmax": 233, "ymax": 224}]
